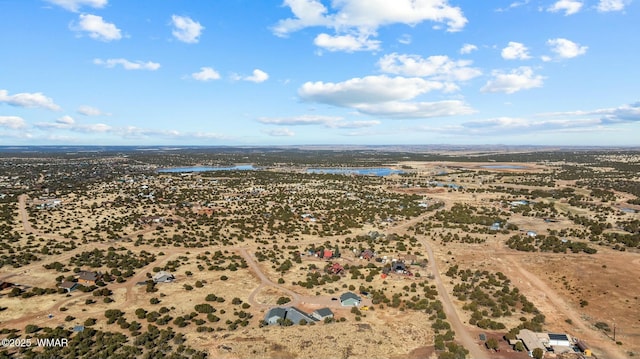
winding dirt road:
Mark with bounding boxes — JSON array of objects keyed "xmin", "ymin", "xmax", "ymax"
[{"xmin": 241, "ymin": 248, "xmax": 301, "ymax": 309}]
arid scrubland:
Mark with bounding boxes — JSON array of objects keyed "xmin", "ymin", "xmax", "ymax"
[{"xmin": 0, "ymin": 148, "xmax": 639, "ymax": 359}]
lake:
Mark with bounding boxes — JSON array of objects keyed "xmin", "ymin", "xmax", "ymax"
[
  {"xmin": 158, "ymin": 165, "xmax": 256, "ymax": 173},
  {"xmin": 306, "ymin": 168, "xmax": 403, "ymax": 176}
]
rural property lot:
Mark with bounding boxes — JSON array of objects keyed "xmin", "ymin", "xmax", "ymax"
[{"xmin": 0, "ymin": 149, "xmax": 639, "ymax": 359}]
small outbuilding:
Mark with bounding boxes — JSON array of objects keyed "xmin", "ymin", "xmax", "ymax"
[
  {"xmin": 58, "ymin": 280, "xmax": 78, "ymax": 293},
  {"xmin": 577, "ymin": 341, "xmax": 592, "ymax": 357},
  {"xmin": 73, "ymin": 325, "xmax": 85, "ymax": 332},
  {"xmin": 311, "ymin": 308, "xmax": 334, "ymax": 321},
  {"xmin": 153, "ymin": 271, "xmax": 175, "ymax": 283}
]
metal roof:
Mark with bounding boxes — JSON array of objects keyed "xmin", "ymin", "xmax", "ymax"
[
  {"xmin": 314, "ymin": 308, "xmax": 334, "ymax": 317},
  {"xmin": 549, "ymin": 333, "xmax": 569, "ymax": 341},
  {"xmin": 517, "ymin": 329, "xmax": 546, "ymax": 351},
  {"xmin": 340, "ymin": 292, "xmax": 361, "ymax": 302}
]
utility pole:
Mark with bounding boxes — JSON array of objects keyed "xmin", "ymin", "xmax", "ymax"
[{"xmin": 613, "ymin": 321, "xmax": 616, "ymax": 342}]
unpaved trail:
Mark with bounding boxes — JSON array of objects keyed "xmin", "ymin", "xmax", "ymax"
[
  {"xmin": 420, "ymin": 236, "xmax": 490, "ymax": 359},
  {"xmin": 18, "ymin": 194, "xmax": 70, "ymax": 241},
  {"xmin": 240, "ymin": 248, "xmax": 301, "ymax": 309}
]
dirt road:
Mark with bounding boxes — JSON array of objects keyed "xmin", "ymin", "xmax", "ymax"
[
  {"xmin": 240, "ymin": 248, "xmax": 302, "ymax": 309},
  {"xmin": 420, "ymin": 236, "xmax": 489, "ymax": 359}
]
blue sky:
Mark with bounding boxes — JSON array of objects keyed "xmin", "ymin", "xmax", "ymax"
[{"xmin": 0, "ymin": 0, "xmax": 638, "ymax": 146}]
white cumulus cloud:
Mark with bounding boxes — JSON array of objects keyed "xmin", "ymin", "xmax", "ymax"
[
  {"xmin": 56, "ymin": 115, "xmax": 75, "ymax": 125},
  {"xmin": 273, "ymin": 0, "xmax": 467, "ymax": 52},
  {"xmin": 501, "ymin": 42, "xmax": 531, "ymax": 60},
  {"xmin": 0, "ymin": 89, "xmax": 62, "ymax": 111},
  {"xmin": 235, "ymin": 69, "xmax": 269, "ymax": 83},
  {"xmin": 298, "ymin": 75, "xmax": 475, "ymax": 119},
  {"xmin": 355, "ymin": 100, "xmax": 476, "ymax": 119},
  {"xmin": 597, "ymin": 0, "xmax": 629, "ymax": 12},
  {"xmin": 94, "ymin": 58, "xmax": 160, "ymax": 71},
  {"xmin": 547, "ymin": 38, "xmax": 588, "ymax": 58},
  {"xmin": 36, "ymin": 115, "xmax": 76, "ymax": 129},
  {"xmin": 171, "ymin": 15, "xmax": 204, "ymax": 43},
  {"xmin": 314, "ymin": 33, "xmax": 380, "ymax": 52},
  {"xmin": 0, "ymin": 116, "xmax": 27, "ymax": 129},
  {"xmin": 481, "ymin": 67, "xmax": 544, "ymax": 94},
  {"xmin": 77, "ymin": 105, "xmax": 108, "ymax": 116},
  {"xmin": 46, "ymin": 0, "xmax": 107, "ymax": 12},
  {"xmin": 72, "ymin": 14, "xmax": 122, "ymax": 41},
  {"xmin": 459, "ymin": 43, "xmax": 478, "ymax": 54},
  {"xmin": 378, "ymin": 53, "xmax": 482, "ymax": 82},
  {"xmin": 547, "ymin": 0, "xmax": 583, "ymax": 15},
  {"xmin": 299, "ymin": 75, "xmax": 444, "ymax": 106},
  {"xmin": 191, "ymin": 67, "xmax": 221, "ymax": 81}
]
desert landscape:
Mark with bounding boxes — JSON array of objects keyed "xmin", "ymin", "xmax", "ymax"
[{"xmin": 0, "ymin": 147, "xmax": 638, "ymax": 359}]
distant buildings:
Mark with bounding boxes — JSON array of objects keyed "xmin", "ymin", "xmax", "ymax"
[
  {"xmin": 138, "ymin": 216, "xmax": 165, "ymax": 225},
  {"xmin": 34, "ymin": 198, "xmax": 62, "ymax": 210},
  {"xmin": 328, "ymin": 263, "xmax": 344, "ymax": 275},
  {"xmin": 360, "ymin": 249, "xmax": 375, "ymax": 260}
]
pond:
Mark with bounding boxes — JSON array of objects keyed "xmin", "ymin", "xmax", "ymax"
[
  {"xmin": 158, "ymin": 165, "xmax": 256, "ymax": 173},
  {"xmin": 306, "ymin": 168, "xmax": 403, "ymax": 176}
]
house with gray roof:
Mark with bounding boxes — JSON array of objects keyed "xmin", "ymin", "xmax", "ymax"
[
  {"xmin": 286, "ymin": 307, "xmax": 316, "ymax": 325},
  {"xmin": 264, "ymin": 307, "xmax": 287, "ymax": 325},
  {"xmin": 340, "ymin": 292, "xmax": 361, "ymax": 306},
  {"xmin": 264, "ymin": 307, "xmax": 317, "ymax": 326},
  {"xmin": 58, "ymin": 280, "xmax": 78, "ymax": 293},
  {"xmin": 311, "ymin": 308, "xmax": 334, "ymax": 321}
]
